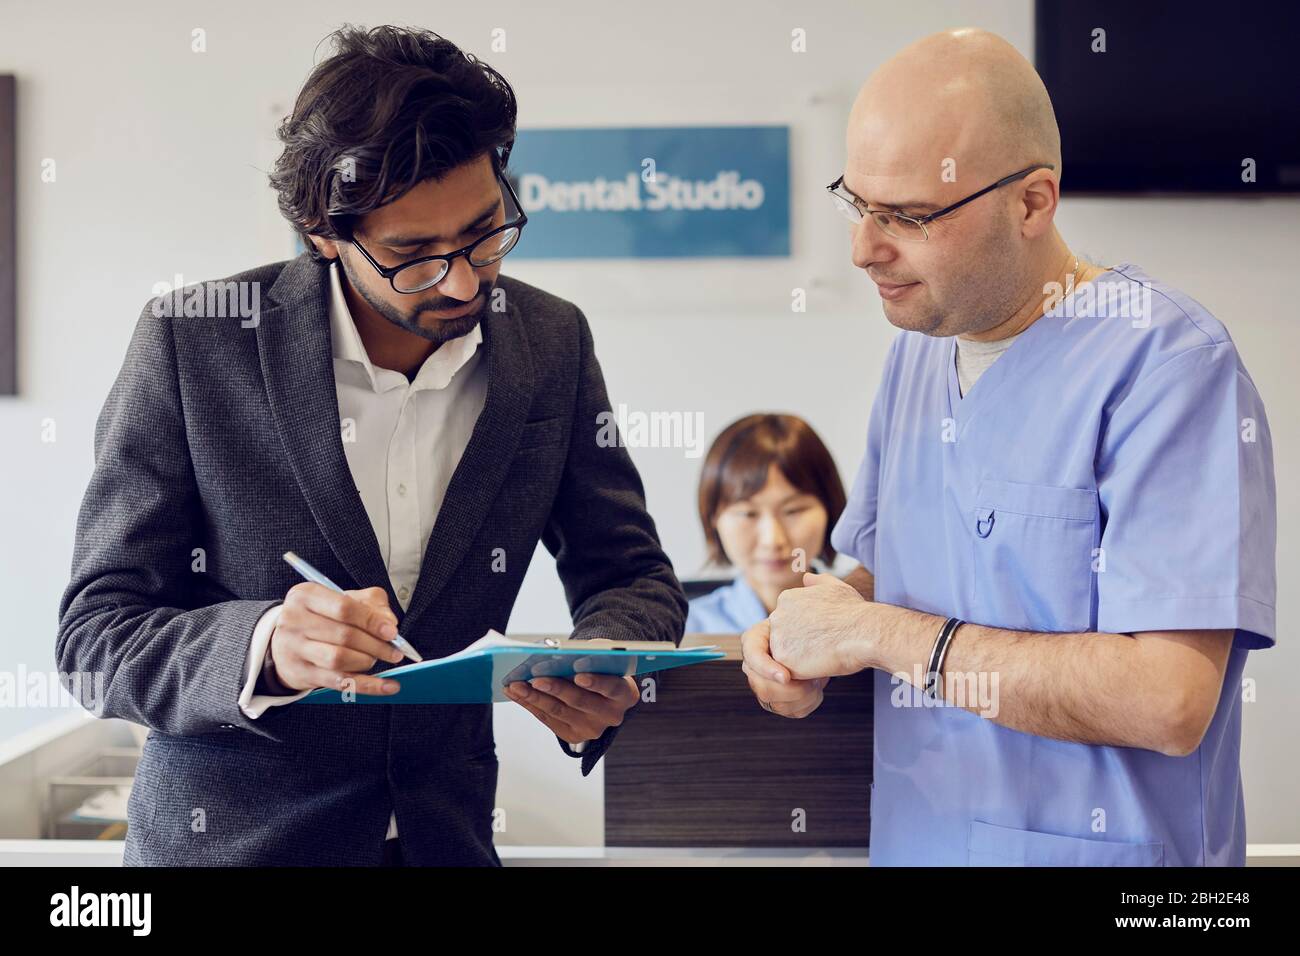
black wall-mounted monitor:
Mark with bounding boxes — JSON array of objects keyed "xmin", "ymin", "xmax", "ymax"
[{"xmin": 1034, "ymin": 1, "xmax": 1300, "ymax": 194}]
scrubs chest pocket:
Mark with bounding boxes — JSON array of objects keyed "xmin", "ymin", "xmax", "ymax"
[{"xmin": 971, "ymin": 479, "xmax": 1098, "ymax": 632}]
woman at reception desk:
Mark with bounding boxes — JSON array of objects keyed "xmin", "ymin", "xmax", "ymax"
[
  {"xmin": 604, "ymin": 413, "xmax": 872, "ymax": 850},
  {"xmin": 686, "ymin": 414, "xmax": 847, "ymax": 633}
]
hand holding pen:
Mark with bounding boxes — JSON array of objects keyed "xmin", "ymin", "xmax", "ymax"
[{"xmin": 264, "ymin": 552, "xmax": 424, "ymax": 696}]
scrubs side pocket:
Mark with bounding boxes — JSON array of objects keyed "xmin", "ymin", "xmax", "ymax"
[
  {"xmin": 971, "ymin": 479, "xmax": 1098, "ymax": 633},
  {"xmin": 968, "ymin": 819, "xmax": 1164, "ymax": 866}
]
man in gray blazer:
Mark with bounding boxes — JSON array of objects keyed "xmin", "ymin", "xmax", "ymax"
[{"xmin": 56, "ymin": 25, "xmax": 686, "ymax": 866}]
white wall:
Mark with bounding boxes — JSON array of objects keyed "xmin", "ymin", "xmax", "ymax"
[{"xmin": 1, "ymin": 0, "xmax": 1295, "ymax": 846}]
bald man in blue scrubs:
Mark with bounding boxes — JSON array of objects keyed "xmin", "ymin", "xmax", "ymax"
[{"xmin": 741, "ymin": 28, "xmax": 1276, "ymax": 866}]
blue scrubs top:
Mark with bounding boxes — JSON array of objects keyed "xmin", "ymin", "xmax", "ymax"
[
  {"xmin": 686, "ymin": 576, "xmax": 769, "ymax": 634},
  {"xmin": 831, "ymin": 263, "xmax": 1276, "ymax": 866}
]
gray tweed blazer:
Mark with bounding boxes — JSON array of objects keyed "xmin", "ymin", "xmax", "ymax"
[{"xmin": 56, "ymin": 252, "xmax": 686, "ymax": 866}]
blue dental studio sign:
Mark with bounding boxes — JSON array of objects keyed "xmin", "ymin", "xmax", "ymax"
[{"xmin": 507, "ymin": 126, "xmax": 790, "ymax": 258}]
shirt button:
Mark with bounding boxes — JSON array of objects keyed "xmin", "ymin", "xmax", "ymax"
[
  {"xmin": 398, "ymin": 586, "xmax": 410, "ymax": 601},
  {"xmin": 397, "ymin": 483, "xmax": 407, "ymax": 497}
]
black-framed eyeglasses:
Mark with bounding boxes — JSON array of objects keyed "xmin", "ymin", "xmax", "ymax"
[
  {"xmin": 827, "ymin": 163, "xmax": 1054, "ymax": 241},
  {"xmin": 351, "ymin": 165, "xmax": 528, "ymax": 293}
]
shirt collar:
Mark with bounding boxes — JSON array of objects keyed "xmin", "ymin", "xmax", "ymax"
[
  {"xmin": 954, "ymin": 329, "xmax": 1022, "ymax": 358},
  {"xmin": 723, "ymin": 575, "xmax": 770, "ymax": 624},
  {"xmin": 328, "ymin": 260, "xmax": 483, "ymax": 393}
]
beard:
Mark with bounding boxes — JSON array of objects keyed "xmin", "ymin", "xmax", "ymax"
[
  {"xmin": 888, "ymin": 216, "xmax": 1022, "ymax": 337},
  {"xmin": 338, "ymin": 255, "xmax": 495, "ymax": 347}
]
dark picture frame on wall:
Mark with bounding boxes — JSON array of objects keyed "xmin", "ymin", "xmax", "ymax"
[{"xmin": 0, "ymin": 75, "xmax": 14, "ymax": 395}]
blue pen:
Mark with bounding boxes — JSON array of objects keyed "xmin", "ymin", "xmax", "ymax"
[{"xmin": 282, "ymin": 552, "xmax": 424, "ymax": 663}]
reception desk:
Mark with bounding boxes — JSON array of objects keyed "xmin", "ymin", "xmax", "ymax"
[{"xmin": 604, "ymin": 634, "xmax": 875, "ymax": 848}]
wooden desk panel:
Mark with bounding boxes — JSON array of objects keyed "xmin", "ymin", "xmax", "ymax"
[{"xmin": 605, "ymin": 637, "xmax": 873, "ymax": 847}]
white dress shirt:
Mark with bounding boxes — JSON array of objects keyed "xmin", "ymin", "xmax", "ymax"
[{"xmin": 235, "ymin": 261, "xmax": 513, "ymax": 841}]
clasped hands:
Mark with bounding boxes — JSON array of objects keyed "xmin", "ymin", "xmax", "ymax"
[{"xmin": 740, "ymin": 572, "xmax": 877, "ymax": 718}]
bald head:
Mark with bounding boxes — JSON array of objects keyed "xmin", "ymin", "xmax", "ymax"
[
  {"xmin": 840, "ymin": 29, "xmax": 1073, "ymax": 339},
  {"xmin": 848, "ymin": 28, "xmax": 1060, "ymax": 185}
]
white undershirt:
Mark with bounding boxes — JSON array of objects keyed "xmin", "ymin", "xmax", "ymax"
[{"xmin": 954, "ymin": 329, "xmax": 1023, "ymax": 398}]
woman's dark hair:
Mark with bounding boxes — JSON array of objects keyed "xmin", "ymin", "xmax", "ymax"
[
  {"xmin": 697, "ymin": 414, "xmax": 847, "ymax": 567},
  {"xmin": 269, "ymin": 25, "xmax": 518, "ymax": 261}
]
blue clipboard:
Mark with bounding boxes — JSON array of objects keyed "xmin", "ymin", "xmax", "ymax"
[{"xmin": 296, "ymin": 637, "xmax": 724, "ymax": 705}]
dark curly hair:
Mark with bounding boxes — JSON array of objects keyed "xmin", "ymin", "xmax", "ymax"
[{"xmin": 269, "ymin": 24, "xmax": 518, "ymax": 261}]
